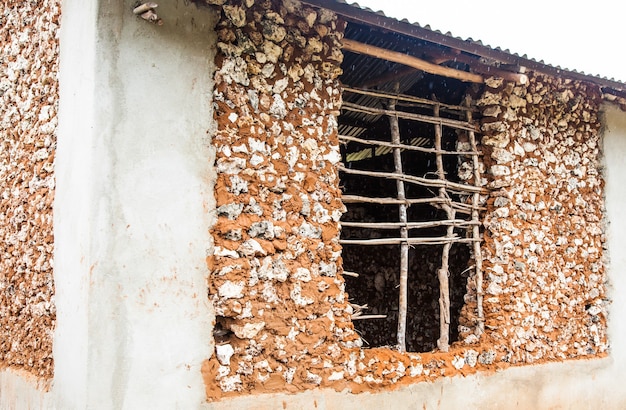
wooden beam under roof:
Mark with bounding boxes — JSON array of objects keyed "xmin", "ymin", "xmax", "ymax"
[
  {"xmin": 342, "ymin": 38, "xmax": 484, "ymax": 83},
  {"xmin": 303, "ymin": 0, "xmax": 626, "ymax": 92}
]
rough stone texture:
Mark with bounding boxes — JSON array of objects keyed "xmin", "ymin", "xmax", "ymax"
[
  {"xmin": 474, "ymin": 74, "xmax": 608, "ymax": 363},
  {"xmin": 203, "ymin": 0, "xmax": 608, "ymax": 400},
  {"xmin": 204, "ymin": 0, "xmax": 359, "ymax": 397},
  {"xmin": 0, "ymin": 0, "xmax": 59, "ymax": 379}
]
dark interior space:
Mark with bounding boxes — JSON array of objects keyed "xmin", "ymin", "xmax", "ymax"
[{"xmin": 338, "ymin": 21, "xmax": 478, "ymax": 352}]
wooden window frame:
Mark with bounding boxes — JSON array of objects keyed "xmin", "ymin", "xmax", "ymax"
[{"xmin": 339, "ymin": 86, "xmax": 485, "ymax": 352}]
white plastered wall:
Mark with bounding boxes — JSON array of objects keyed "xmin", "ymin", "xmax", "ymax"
[{"xmin": 52, "ymin": 0, "xmax": 217, "ymax": 408}]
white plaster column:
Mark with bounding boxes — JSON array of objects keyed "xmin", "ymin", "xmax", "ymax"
[
  {"xmin": 602, "ymin": 103, "xmax": 626, "ymax": 369},
  {"xmin": 55, "ymin": 1, "xmax": 217, "ymax": 408}
]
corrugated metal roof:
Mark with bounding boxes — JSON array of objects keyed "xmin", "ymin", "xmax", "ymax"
[{"xmin": 303, "ymin": 0, "xmax": 626, "ymax": 92}]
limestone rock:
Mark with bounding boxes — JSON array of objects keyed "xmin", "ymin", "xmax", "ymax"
[{"xmin": 216, "ymin": 344, "xmax": 235, "ymax": 366}]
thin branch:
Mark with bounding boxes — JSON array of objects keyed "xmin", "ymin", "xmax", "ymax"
[
  {"xmin": 341, "ymin": 101, "xmax": 479, "ymax": 133},
  {"xmin": 340, "ymin": 220, "xmax": 479, "ymax": 230},
  {"xmin": 434, "ymin": 103, "xmax": 452, "ymax": 353},
  {"xmin": 340, "ymin": 195, "xmax": 481, "ymax": 208},
  {"xmin": 389, "ymin": 93, "xmax": 409, "ymax": 353},
  {"xmin": 342, "ymin": 271, "xmax": 359, "ymax": 278},
  {"xmin": 340, "ymin": 237, "xmax": 479, "ymax": 246},
  {"xmin": 338, "ymin": 165, "xmax": 487, "ymax": 194},
  {"xmin": 342, "ymin": 85, "xmax": 475, "ymax": 113},
  {"xmin": 351, "ymin": 315, "xmax": 388, "ymax": 320},
  {"xmin": 467, "ymin": 108, "xmax": 486, "ymax": 336},
  {"xmin": 339, "ymin": 194, "xmax": 484, "ymax": 215},
  {"xmin": 339, "ymin": 134, "xmax": 481, "ymax": 156},
  {"xmin": 341, "ymin": 194, "xmax": 448, "ymax": 205}
]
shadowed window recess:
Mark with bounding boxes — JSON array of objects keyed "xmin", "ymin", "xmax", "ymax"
[{"xmin": 338, "ymin": 21, "xmax": 486, "ymax": 353}]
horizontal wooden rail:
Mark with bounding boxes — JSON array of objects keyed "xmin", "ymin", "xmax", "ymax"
[
  {"xmin": 340, "ymin": 195, "xmax": 484, "ymax": 214},
  {"xmin": 339, "ymin": 134, "xmax": 481, "ymax": 156},
  {"xmin": 342, "ymin": 38, "xmax": 484, "ymax": 84},
  {"xmin": 341, "ymin": 102, "xmax": 479, "ymax": 132},
  {"xmin": 338, "ymin": 165, "xmax": 487, "ymax": 194},
  {"xmin": 343, "ymin": 85, "xmax": 475, "ymax": 113},
  {"xmin": 342, "ymin": 271, "xmax": 359, "ymax": 277},
  {"xmin": 340, "ymin": 220, "xmax": 480, "ymax": 230},
  {"xmin": 351, "ymin": 314, "xmax": 387, "ymax": 320},
  {"xmin": 340, "ymin": 237, "xmax": 480, "ymax": 246},
  {"xmin": 341, "ymin": 194, "xmax": 448, "ymax": 205}
]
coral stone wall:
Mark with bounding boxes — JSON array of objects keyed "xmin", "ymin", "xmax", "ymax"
[
  {"xmin": 204, "ymin": 0, "xmax": 608, "ymax": 400},
  {"xmin": 0, "ymin": 0, "xmax": 59, "ymax": 378},
  {"xmin": 476, "ymin": 75, "xmax": 607, "ymax": 363},
  {"xmin": 204, "ymin": 0, "xmax": 358, "ymax": 398}
]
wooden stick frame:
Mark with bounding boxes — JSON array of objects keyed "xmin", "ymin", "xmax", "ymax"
[
  {"xmin": 388, "ymin": 94, "xmax": 410, "ymax": 352},
  {"xmin": 339, "ymin": 134, "xmax": 481, "ymax": 156},
  {"xmin": 341, "ymin": 102, "xmax": 479, "ymax": 133},
  {"xmin": 434, "ymin": 103, "xmax": 453, "ymax": 353},
  {"xmin": 339, "ymin": 237, "xmax": 479, "ymax": 246},
  {"xmin": 338, "ymin": 84, "xmax": 486, "ymax": 353},
  {"xmin": 467, "ymin": 109, "xmax": 486, "ymax": 336},
  {"xmin": 340, "ymin": 220, "xmax": 480, "ymax": 230},
  {"xmin": 343, "ymin": 86, "xmax": 475, "ymax": 113},
  {"xmin": 338, "ymin": 165, "xmax": 486, "ymax": 195}
]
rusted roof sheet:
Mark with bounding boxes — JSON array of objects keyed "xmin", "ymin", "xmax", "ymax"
[{"xmin": 303, "ymin": 0, "xmax": 626, "ymax": 93}]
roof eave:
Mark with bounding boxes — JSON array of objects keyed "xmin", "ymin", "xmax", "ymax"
[{"xmin": 303, "ymin": 0, "xmax": 626, "ymax": 94}]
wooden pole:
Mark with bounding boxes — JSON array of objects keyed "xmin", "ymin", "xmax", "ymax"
[
  {"xmin": 421, "ymin": 47, "xmax": 528, "ymax": 85},
  {"xmin": 339, "ymin": 133, "xmax": 481, "ymax": 156},
  {"xmin": 342, "ymin": 271, "xmax": 359, "ymax": 278},
  {"xmin": 342, "ymin": 38, "xmax": 484, "ymax": 84},
  {"xmin": 341, "ymin": 101, "xmax": 479, "ymax": 132},
  {"xmin": 338, "ymin": 166, "xmax": 486, "ymax": 194},
  {"xmin": 342, "ymin": 194, "xmax": 431, "ymax": 205},
  {"xmin": 467, "ymin": 109, "xmax": 485, "ymax": 336},
  {"xmin": 339, "ymin": 237, "xmax": 478, "ymax": 246},
  {"xmin": 351, "ymin": 315, "xmax": 387, "ymax": 320},
  {"xmin": 339, "ymin": 194, "xmax": 484, "ymax": 214},
  {"xmin": 340, "ymin": 220, "xmax": 479, "ymax": 230},
  {"xmin": 434, "ymin": 103, "xmax": 453, "ymax": 353},
  {"xmin": 388, "ymin": 92, "xmax": 409, "ymax": 352},
  {"xmin": 343, "ymin": 85, "xmax": 475, "ymax": 114},
  {"xmin": 341, "ymin": 194, "xmax": 448, "ymax": 206}
]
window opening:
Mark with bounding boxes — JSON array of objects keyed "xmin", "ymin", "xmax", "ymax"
[{"xmin": 339, "ymin": 23, "xmax": 485, "ymax": 353}]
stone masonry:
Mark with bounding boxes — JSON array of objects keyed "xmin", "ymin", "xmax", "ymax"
[
  {"xmin": 202, "ymin": 0, "xmax": 609, "ymax": 400},
  {"xmin": 0, "ymin": 0, "xmax": 614, "ymax": 401},
  {"xmin": 0, "ymin": 0, "xmax": 59, "ymax": 379}
]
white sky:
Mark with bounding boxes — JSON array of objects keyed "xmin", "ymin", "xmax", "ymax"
[{"xmin": 349, "ymin": 0, "xmax": 626, "ymax": 83}]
